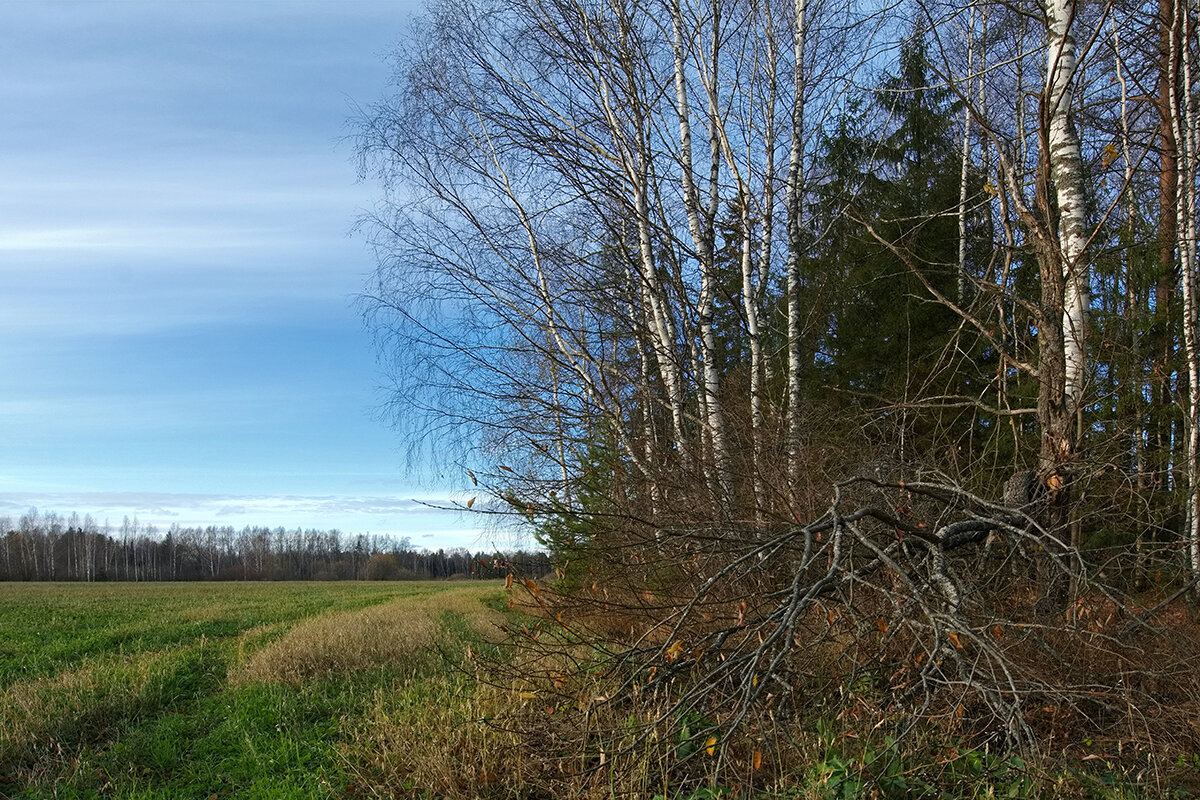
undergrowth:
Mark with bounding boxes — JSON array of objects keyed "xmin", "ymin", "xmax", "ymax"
[{"xmin": 5, "ymin": 580, "xmax": 1199, "ymax": 799}]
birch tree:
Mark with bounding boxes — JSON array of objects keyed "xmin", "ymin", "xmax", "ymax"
[{"xmin": 1166, "ymin": 0, "xmax": 1200, "ymax": 593}]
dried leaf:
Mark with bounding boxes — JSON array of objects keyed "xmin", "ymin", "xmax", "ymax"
[
  {"xmin": 1101, "ymin": 142, "xmax": 1118, "ymax": 167},
  {"xmin": 947, "ymin": 630, "xmax": 963, "ymax": 649},
  {"xmin": 467, "ymin": 496, "xmax": 476, "ymax": 509},
  {"xmin": 876, "ymin": 618, "xmax": 889, "ymax": 633},
  {"xmin": 705, "ymin": 736, "xmax": 718, "ymax": 756},
  {"xmin": 753, "ymin": 749, "xmax": 763, "ymax": 770},
  {"xmin": 467, "ymin": 469, "xmax": 477, "ymax": 485},
  {"xmin": 505, "ymin": 573, "xmax": 514, "ymax": 589}
]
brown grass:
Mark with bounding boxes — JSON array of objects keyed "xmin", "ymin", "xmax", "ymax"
[
  {"xmin": 231, "ymin": 586, "xmax": 505, "ymax": 686},
  {"xmin": 349, "ymin": 572, "xmax": 1200, "ymax": 799},
  {"xmin": 344, "ymin": 586, "xmax": 814, "ymax": 800}
]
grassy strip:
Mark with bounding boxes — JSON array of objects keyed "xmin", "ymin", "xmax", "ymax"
[{"xmin": 231, "ymin": 586, "xmax": 504, "ymax": 686}]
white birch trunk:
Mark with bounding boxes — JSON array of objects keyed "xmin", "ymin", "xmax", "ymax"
[
  {"xmin": 1168, "ymin": 0, "xmax": 1200, "ymax": 591},
  {"xmin": 634, "ymin": 173, "xmax": 690, "ymax": 470},
  {"xmin": 670, "ymin": 0, "xmax": 734, "ymax": 513},
  {"xmin": 785, "ymin": 0, "xmax": 807, "ymax": 502},
  {"xmin": 958, "ymin": 4, "xmax": 976, "ymax": 305},
  {"xmin": 1044, "ymin": 0, "xmax": 1090, "ymax": 418},
  {"xmin": 573, "ymin": 16, "xmax": 692, "ymax": 474}
]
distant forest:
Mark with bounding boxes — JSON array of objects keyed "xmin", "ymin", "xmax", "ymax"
[{"xmin": 0, "ymin": 508, "xmax": 548, "ymax": 582}]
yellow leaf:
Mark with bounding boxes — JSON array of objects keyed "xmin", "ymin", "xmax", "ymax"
[
  {"xmin": 518, "ymin": 691, "xmax": 537, "ymax": 699},
  {"xmin": 1101, "ymin": 142, "xmax": 1118, "ymax": 167},
  {"xmin": 1046, "ymin": 473, "xmax": 1064, "ymax": 491},
  {"xmin": 705, "ymin": 736, "xmax": 718, "ymax": 756},
  {"xmin": 524, "ymin": 578, "xmax": 540, "ymax": 597},
  {"xmin": 753, "ymin": 749, "xmax": 763, "ymax": 770},
  {"xmin": 505, "ymin": 573, "xmax": 514, "ymax": 589},
  {"xmin": 467, "ymin": 496, "xmax": 476, "ymax": 509},
  {"xmin": 665, "ymin": 641, "xmax": 684, "ymax": 662}
]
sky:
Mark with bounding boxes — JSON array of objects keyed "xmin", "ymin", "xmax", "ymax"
[{"xmin": 0, "ymin": 0, "xmax": 501, "ymax": 550}]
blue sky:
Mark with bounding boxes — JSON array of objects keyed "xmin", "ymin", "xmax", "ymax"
[{"xmin": 0, "ymin": 0, "xmax": 499, "ymax": 550}]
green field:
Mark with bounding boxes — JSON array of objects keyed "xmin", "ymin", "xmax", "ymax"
[{"xmin": 0, "ymin": 581, "xmax": 505, "ymax": 799}]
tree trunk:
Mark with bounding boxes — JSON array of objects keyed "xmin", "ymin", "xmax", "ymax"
[
  {"xmin": 785, "ymin": 0, "xmax": 808, "ymax": 508},
  {"xmin": 1038, "ymin": 0, "xmax": 1090, "ymax": 613},
  {"xmin": 1167, "ymin": 0, "xmax": 1200, "ymax": 599}
]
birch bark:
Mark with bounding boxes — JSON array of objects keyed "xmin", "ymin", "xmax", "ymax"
[
  {"xmin": 670, "ymin": 0, "xmax": 734, "ymax": 514},
  {"xmin": 958, "ymin": 4, "xmax": 976, "ymax": 305},
  {"xmin": 1167, "ymin": 0, "xmax": 1200, "ymax": 594},
  {"xmin": 785, "ymin": 0, "xmax": 808, "ymax": 503},
  {"xmin": 1044, "ymin": 0, "xmax": 1090, "ymax": 429}
]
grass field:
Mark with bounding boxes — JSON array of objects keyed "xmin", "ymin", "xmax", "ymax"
[{"xmin": 0, "ymin": 581, "xmax": 506, "ymax": 799}]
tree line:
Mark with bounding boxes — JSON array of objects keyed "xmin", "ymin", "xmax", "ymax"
[
  {"xmin": 351, "ymin": 0, "xmax": 1200, "ymax": 776},
  {"xmin": 0, "ymin": 509, "xmax": 548, "ymax": 583},
  {"xmin": 357, "ymin": 0, "xmax": 1200, "ymax": 598}
]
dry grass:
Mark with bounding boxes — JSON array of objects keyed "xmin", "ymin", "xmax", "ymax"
[
  {"xmin": 345, "ymin": 593, "xmax": 812, "ymax": 800},
  {"xmin": 349, "ymin": 571, "xmax": 1200, "ymax": 799},
  {"xmin": 231, "ymin": 585, "xmax": 505, "ymax": 686},
  {"xmin": 348, "ymin": 644, "xmax": 648, "ymax": 799}
]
